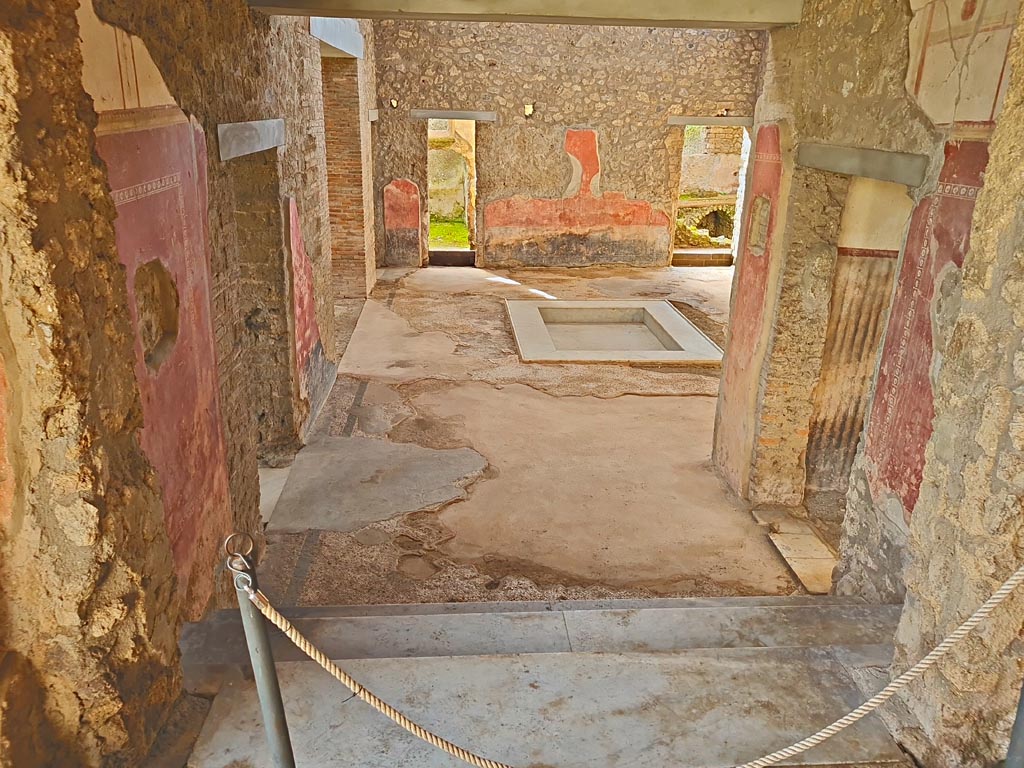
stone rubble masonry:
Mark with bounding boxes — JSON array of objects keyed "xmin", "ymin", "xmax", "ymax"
[
  {"xmin": 707, "ymin": 125, "xmax": 745, "ymax": 155},
  {"xmin": 715, "ymin": 0, "xmax": 941, "ymax": 507},
  {"xmin": 889, "ymin": 6, "xmax": 1024, "ymax": 764},
  {"xmin": 746, "ymin": 166, "xmax": 850, "ymax": 506},
  {"xmin": 713, "ymin": 0, "xmax": 1024, "ymax": 762},
  {"xmin": 838, "ymin": 0, "xmax": 1020, "ymax": 605},
  {"xmin": 371, "ymin": 20, "xmax": 764, "ymax": 267},
  {"xmin": 1, "ymin": 0, "xmax": 339, "ymax": 763},
  {"xmin": 483, "ymin": 128, "xmax": 673, "ymax": 266},
  {"xmin": 0, "ymin": 1, "xmax": 180, "ymax": 764}
]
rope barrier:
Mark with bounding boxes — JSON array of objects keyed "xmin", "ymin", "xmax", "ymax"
[
  {"xmin": 734, "ymin": 561, "xmax": 1024, "ymax": 768},
  {"xmin": 237, "ymin": 559, "xmax": 1024, "ymax": 768},
  {"xmin": 243, "ymin": 585, "xmax": 515, "ymax": 768}
]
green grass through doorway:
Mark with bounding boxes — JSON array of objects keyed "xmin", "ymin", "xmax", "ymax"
[{"xmin": 429, "ymin": 220, "xmax": 470, "ymax": 249}]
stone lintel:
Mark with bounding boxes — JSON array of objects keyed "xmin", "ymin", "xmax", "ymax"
[
  {"xmin": 217, "ymin": 119, "xmax": 286, "ymax": 161},
  {"xmin": 668, "ymin": 115, "xmax": 754, "ymax": 126},
  {"xmin": 409, "ymin": 109, "xmax": 498, "ymax": 122},
  {"xmin": 796, "ymin": 143, "xmax": 929, "ymax": 188},
  {"xmin": 246, "ymin": 0, "xmax": 804, "ymax": 29}
]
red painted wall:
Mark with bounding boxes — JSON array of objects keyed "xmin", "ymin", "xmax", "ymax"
[
  {"xmin": 290, "ymin": 197, "xmax": 322, "ymax": 383},
  {"xmin": 384, "ymin": 178, "xmax": 421, "ymax": 229},
  {"xmin": 482, "ymin": 129, "xmax": 672, "ymax": 266},
  {"xmin": 715, "ymin": 124, "xmax": 785, "ymax": 495},
  {"xmin": 383, "ymin": 178, "xmax": 423, "ymax": 266},
  {"xmin": 288, "ymin": 196, "xmax": 333, "ymax": 430},
  {"xmin": 97, "ymin": 111, "xmax": 231, "ymax": 617},
  {"xmin": 864, "ymin": 138, "xmax": 990, "ymax": 519}
]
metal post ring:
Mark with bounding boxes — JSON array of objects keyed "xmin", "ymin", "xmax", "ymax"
[
  {"xmin": 234, "ymin": 571, "xmax": 255, "ymax": 593},
  {"xmin": 224, "ymin": 531, "xmax": 255, "ymax": 559}
]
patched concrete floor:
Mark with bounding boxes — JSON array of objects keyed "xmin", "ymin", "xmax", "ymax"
[{"xmin": 259, "ymin": 266, "xmax": 797, "ymax": 605}]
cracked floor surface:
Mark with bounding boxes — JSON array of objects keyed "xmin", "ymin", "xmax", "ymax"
[{"xmin": 258, "ymin": 266, "xmax": 797, "ymax": 605}]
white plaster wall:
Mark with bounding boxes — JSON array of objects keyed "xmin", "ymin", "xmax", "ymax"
[
  {"xmin": 907, "ymin": 0, "xmax": 1020, "ymax": 125},
  {"xmin": 77, "ymin": 0, "xmax": 175, "ymax": 113}
]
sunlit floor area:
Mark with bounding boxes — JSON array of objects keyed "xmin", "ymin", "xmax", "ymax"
[{"xmin": 256, "ymin": 266, "xmax": 799, "ymax": 606}]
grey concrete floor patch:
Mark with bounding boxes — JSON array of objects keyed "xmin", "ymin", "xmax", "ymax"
[
  {"xmin": 268, "ymin": 435, "xmax": 487, "ymax": 533},
  {"xmin": 189, "ymin": 649, "xmax": 909, "ymax": 767}
]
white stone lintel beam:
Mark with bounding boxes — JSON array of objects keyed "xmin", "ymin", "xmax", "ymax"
[
  {"xmin": 668, "ymin": 116, "xmax": 754, "ymax": 127},
  {"xmin": 408, "ymin": 109, "xmax": 498, "ymax": 122},
  {"xmin": 247, "ymin": 0, "xmax": 804, "ymax": 29},
  {"xmin": 218, "ymin": 119, "xmax": 286, "ymax": 162}
]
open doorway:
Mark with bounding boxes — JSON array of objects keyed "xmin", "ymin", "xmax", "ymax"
[
  {"xmin": 673, "ymin": 125, "xmax": 750, "ymax": 267},
  {"xmin": 427, "ymin": 118, "xmax": 477, "ymax": 266}
]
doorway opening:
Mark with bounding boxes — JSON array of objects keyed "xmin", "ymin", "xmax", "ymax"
[
  {"xmin": 673, "ymin": 125, "xmax": 750, "ymax": 267},
  {"xmin": 427, "ymin": 118, "xmax": 477, "ymax": 266}
]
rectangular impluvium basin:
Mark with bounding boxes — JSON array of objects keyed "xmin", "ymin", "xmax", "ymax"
[{"xmin": 506, "ymin": 300, "xmax": 723, "ymax": 365}]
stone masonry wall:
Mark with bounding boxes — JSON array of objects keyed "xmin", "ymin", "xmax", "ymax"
[
  {"xmin": 713, "ymin": 0, "xmax": 1024, "ymax": 761},
  {"xmin": 715, "ymin": 0, "xmax": 942, "ymax": 507},
  {"xmin": 91, "ymin": 1, "xmax": 336, "ymax": 536},
  {"xmin": 888, "ymin": 7, "xmax": 1024, "ymax": 763},
  {"xmin": 372, "ymin": 20, "xmax": 764, "ymax": 267},
  {"xmin": 746, "ymin": 167, "xmax": 850, "ymax": 505},
  {"xmin": 0, "ymin": 1, "xmax": 180, "ymax": 763},
  {"xmin": 837, "ymin": 0, "xmax": 1020, "ymax": 604},
  {"xmin": 707, "ymin": 125, "xmax": 745, "ymax": 155}
]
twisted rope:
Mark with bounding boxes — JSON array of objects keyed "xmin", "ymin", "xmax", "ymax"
[
  {"xmin": 245, "ymin": 587, "xmax": 514, "ymax": 768},
  {"xmin": 240, "ymin": 563, "xmax": 1024, "ymax": 768},
  {"xmin": 734, "ymin": 562, "xmax": 1024, "ymax": 768}
]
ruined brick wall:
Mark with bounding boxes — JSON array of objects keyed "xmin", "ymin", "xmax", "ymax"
[
  {"xmin": 0, "ymin": 1, "xmax": 180, "ymax": 762},
  {"xmin": 324, "ymin": 56, "xmax": 372, "ymax": 298},
  {"xmin": 90, "ymin": 1, "xmax": 336, "ymax": 528},
  {"xmin": 372, "ymin": 20, "xmax": 764, "ymax": 267},
  {"xmin": 886, "ymin": 7, "xmax": 1024, "ymax": 764}
]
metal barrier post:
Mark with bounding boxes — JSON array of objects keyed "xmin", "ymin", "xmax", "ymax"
[
  {"xmin": 1004, "ymin": 677, "xmax": 1024, "ymax": 768},
  {"xmin": 225, "ymin": 534, "xmax": 296, "ymax": 768}
]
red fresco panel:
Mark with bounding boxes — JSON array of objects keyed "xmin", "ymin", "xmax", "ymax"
[
  {"xmin": 383, "ymin": 178, "xmax": 421, "ymax": 230},
  {"xmin": 288, "ymin": 197, "xmax": 327, "ymax": 402},
  {"xmin": 97, "ymin": 115, "xmax": 231, "ymax": 604},
  {"xmin": 864, "ymin": 139, "xmax": 990, "ymax": 518},
  {"xmin": 715, "ymin": 124, "xmax": 784, "ymax": 492}
]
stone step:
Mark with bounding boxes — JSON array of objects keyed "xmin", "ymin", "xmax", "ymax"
[
  {"xmin": 181, "ymin": 597, "xmax": 901, "ymax": 694},
  {"xmin": 188, "ymin": 646, "xmax": 911, "ymax": 767}
]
